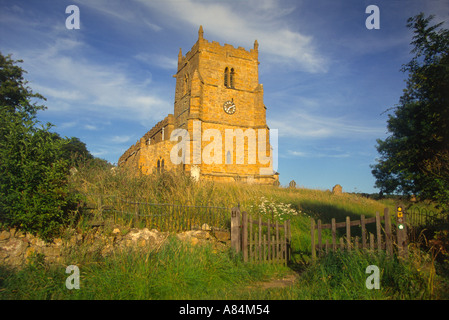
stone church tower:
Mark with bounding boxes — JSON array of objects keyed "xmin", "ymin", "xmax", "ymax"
[{"xmin": 119, "ymin": 26, "xmax": 278, "ymax": 184}]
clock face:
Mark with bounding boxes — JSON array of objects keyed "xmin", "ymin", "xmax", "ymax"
[{"xmin": 223, "ymin": 100, "xmax": 236, "ymax": 114}]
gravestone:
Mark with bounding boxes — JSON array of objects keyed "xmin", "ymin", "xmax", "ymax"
[
  {"xmin": 332, "ymin": 184, "xmax": 343, "ymax": 195},
  {"xmin": 191, "ymin": 165, "xmax": 200, "ymax": 182}
]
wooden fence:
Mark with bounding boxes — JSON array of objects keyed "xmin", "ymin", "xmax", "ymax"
[
  {"xmin": 231, "ymin": 207, "xmax": 291, "ymax": 264},
  {"xmin": 310, "ymin": 208, "xmax": 408, "ymax": 260}
]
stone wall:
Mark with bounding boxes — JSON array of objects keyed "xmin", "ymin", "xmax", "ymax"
[
  {"xmin": 0, "ymin": 228, "xmax": 73, "ymax": 267},
  {"xmin": 139, "ymin": 139, "xmax": 178, "ymax": 174},
  {"xmin": 118, "ymin": 114, "xmax": 175, "ymax": 167},
  {"xmin": 0, "ymin": 226, "xmax": 230, "ymax": 269}
]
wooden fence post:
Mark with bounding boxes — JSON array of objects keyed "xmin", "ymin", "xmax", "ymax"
[
  {"xmin": 376, "ymin": 211, "xmax": 382, "ymax": 253},
  {"xmin": 249, "ymin": 216, "xmax": 253, "ymax": 262},
  {"xmin": 242, "ymin": 211, "xmax": 248, "ymax": 262},
  {"xmin": 361, "ymin": 215, "xmax": 366, "ymax": 250},
  {"xmin": 346, "ymin": 216, "xmax": 351, "ymax": 251},
  {"xmin": 317, "ymin": 219, "xmax": 322, "ymax": 257},
  {"xmin": 257, "ymin": 216, "xmax": 262, "ymax": 262},
  {"xmin": 289, "ymin": 220, "xmax": 292, "ymax": 261},
  {"xmin": 331, "ymin": 218, "xmax": 336, "ymax": 252},
  {"xmin": 267, "ymin": 219, "xmax": 271, "ymax": 263},
  {"xmin": 288, "ymin": 220, "xmax": 292, "ymax": 262},
  {"xmin": 384, "ymin": 208, "xmax": 393, "ymax": 256},
  {"xmin": 253, "ymin": 224, "xmax": 257, "ymax": 262},
  {"xmin": 311, "ymin": 218, "xmax": 316, "ymax": 261},
  {"xmin": 263, "ymin": 234, "xmax": 267, "ymax": 262},
  {"xmin": 403, "ymin": 213, "xmax": 409, "ymax": 258},
  {"xmin": 231, "ymin": 207, "xmax": 241, "ymax": 253},
  {"xmin": 275, "ymin": 220, "xmax": 280, "ymax": 263},
  {"xmin": 284, "ymin": 221, "xmax": 288, "ymax": 265},
  {"xmin": 397, "ymin": 206, "xmax": 408, "ymax": 259}
]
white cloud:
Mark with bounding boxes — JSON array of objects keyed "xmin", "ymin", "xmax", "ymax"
[
  {"xmin": 31, "ymin": 84, "xmax": 82, "ymax": 101},
  {"xmin": 286, "ymin": 150, "xmax": 308, "ymax": 157},
  {"xmin": 287, "ymin": 149, "xmax": 351, "ymax": 159},
  {"xmin": 137, "ymin": 0, "xmax": 328, "ymax": 73},
  {"xmin": 19, "ymin": 37, "xmax": 170, "ymax": 125},
  {"xmin": 84, "ymin": 124, "xmax": 98, "ymax": 131},
  {"xmin": 59, "ymin": 121, "xmax": 78, "ymax": 129},
  {"xmin": 143, "ymin": 20, "xmax": 163, "ymax": 32},
  {"xmin": 110, "ymin": 135, "xmax": 133, "ymax": 144},
  {"xmin": 134, "ymin": 53, "xmax": 177, "ymax": 70},
  {"xmin": 269, "ymin": 111, "xmax": 385, "ymax": 140},
  {"xmin": 74, "ymin": 0, "xmax": 162, "ymax": 31},
  {"xmin": 91, "ymin": 148, "xmax": 109, "ymax": 158}
]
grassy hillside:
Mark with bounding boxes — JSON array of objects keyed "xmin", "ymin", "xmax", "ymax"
[
  {"xmin": 69, "ymin": 162, "xmax": 394, "ymax": 229},
  {"xmin": 68, "ymin": 162, "xmax": 396, "ymax": 258},
  {"xmin": 1, "ymin": 163, "xmax": 448, "ymax": 300}
]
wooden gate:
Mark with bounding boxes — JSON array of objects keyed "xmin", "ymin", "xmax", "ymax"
[
  {"xmin": 310, "ymin": 207, "xmax": 408, "ymax": 261},
  {"xmin": 231, "ymin": 207, "xmax": 291, "ymax": 264}
]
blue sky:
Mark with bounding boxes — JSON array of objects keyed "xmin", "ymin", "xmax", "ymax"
[{"xmin": 1, "ymin": 0, "xmax": 448, "ymax": 193}]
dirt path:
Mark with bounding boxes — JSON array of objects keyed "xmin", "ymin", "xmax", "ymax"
[{"xmin": 246, "ymin": 272, "xmax": 299, "ymax": 290}]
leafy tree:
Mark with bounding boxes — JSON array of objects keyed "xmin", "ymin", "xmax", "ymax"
[
  {"xmin": 371, "ymin": 13, "xmax": 449, "ymax": 211},
  {"xmin": 62, "ymin": 136, "xmax": 94, "ymax": 165},
  {"xmin": 0, "ymin": 53, "xmax": 46, "ymax": 114},
  {"xmin": 44, "ymin": 132, "xmax": 95, "ymax": 167},
  {"xmin": 0, "ymin": 53, "xmax": 80, "ymax": 240}
]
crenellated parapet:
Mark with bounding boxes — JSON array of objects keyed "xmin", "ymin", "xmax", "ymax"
[{"xmin": 176, "ymin": 25, "xmax": 259, "ymax": 74}]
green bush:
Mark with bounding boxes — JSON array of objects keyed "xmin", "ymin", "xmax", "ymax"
[
  {"xmin": 0, "ymin": 53, "xmax": 81, "ymax": 241},
  {"xmin": 0, "ymin": 108, "xmax": 81, "ymax": 240}
]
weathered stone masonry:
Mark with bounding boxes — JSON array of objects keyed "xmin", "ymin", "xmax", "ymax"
[{"xmin": 119, "ymin": 26, "xmax": 279, "ymax": 184}]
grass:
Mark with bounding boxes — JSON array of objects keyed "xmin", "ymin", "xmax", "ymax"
[
  {"xmin": 1, "ymin": 162, "xmax": 448, "ymax": 300},
  {"xmin": 2, "ymin": 237, "xmax": 447, "ymax": 300},
  {"xmin": 69, "ymin": 161, "xmax": 393, "ymax": 232},
  {"xmin": 293, "ymin": 250, "xmax": 438, "ymax": 299},
  {"xmin": 0, "ymin": 236, "xmax": 291, "ymax": 300}
]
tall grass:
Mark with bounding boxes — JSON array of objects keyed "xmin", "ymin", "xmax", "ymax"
[
  {"xmin": 0, "ymin": 236, "xmax": 290, "ymax": 300},
  {"xmin": 69, "ymin": 162, "xmax": 393, "ymax": 230},
  {"xmin": 67, "ymin": 162, "xmax": 399, "ymax": 266},
  {"xmin": 295, "ymin": 247, "xmax": 449, "ymax": 299},
  {"xmin": 3, "ymin": 163, "xmax": 446, "ymax": 300},
  {"xmin": 2, "ymin": 239, "xmax": 446, "ymax": 300}
]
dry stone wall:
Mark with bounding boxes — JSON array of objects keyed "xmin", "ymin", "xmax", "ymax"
[{"xmin": 0, "ymin": 226, "xmax": 230, "ymax": 269}]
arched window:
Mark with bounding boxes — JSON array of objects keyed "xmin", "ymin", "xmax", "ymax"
[
  {"xmin": 224, "ymin": 67, "xmax": 229, "ymax": 87},
  {"xmin": 157, "ymin": 159, "xmax": 160, "ymax": 173},
  {"xmin": 161, "ymin": 159, "xmax": 165, "ymax": 171},
  {"xmin": 230, "ymin": 68, "xmax": 235, "ymax": 88}
]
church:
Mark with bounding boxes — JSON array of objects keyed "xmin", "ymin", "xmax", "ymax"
[{"xmin": 118, "ymin": 26, "xmax": 279, "ymax": 185}]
